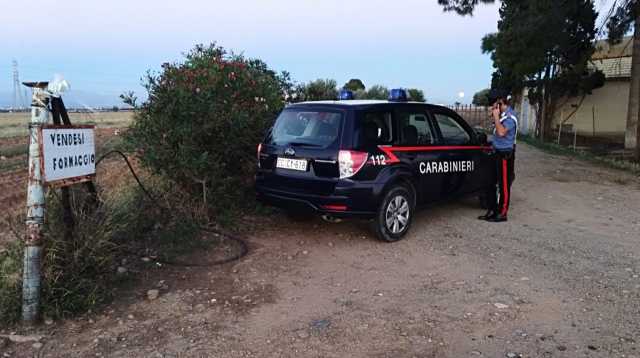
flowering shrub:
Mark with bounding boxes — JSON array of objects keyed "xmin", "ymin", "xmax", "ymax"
[{"xmin": 126, "ymin": 44, "xmax": 291, "ymax": 216}]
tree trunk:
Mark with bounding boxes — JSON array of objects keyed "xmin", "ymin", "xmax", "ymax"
[
  {"xmin": 625, "ymin": 14, "xmax": 640, "ymax": 159},
  {"xmin": 539, "ymin": 63, "xmax": 553, "ymax": 140}
]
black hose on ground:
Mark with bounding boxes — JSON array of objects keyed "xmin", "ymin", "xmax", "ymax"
[{"xmin": 95, "ymin": 150, "xmax": 248, "ymax": 266}]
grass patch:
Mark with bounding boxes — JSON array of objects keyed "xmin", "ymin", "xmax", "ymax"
[
  {"xmin": 518, "ymin": 134, "xmax": 640, "ymax": 175},
  {"xmin": 0, "ymin": 174, "xmax": 205, "ymax": 325}
]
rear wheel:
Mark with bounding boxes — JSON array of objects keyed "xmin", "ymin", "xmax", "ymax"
[{"xmin": 372, "ymin": 186, "xmax": 414, "ymax": 242}]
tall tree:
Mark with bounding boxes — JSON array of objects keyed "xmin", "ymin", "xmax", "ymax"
[
  {"xmin": 440, "ymin": 0, "xmax": 603, "ymax": 140},
  {"xmin": 440, "ymin": 0, "xmax": 640, "ymax": 155},
  {"xmin": 343, "ymin": 79, "xmax": 366, "ymax": 92},
  {"xmin": 488, "ymin": 1, "xmax": 603, "ymax": 138}
]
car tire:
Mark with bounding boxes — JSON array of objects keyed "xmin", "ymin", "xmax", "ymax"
[{"xmin": 372, "ymin": 186, "xmax": 414, "ymax": 242}]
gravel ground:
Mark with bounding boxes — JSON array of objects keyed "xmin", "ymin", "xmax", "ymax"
[{"xmin": 3, "ymin": 143, "xmax": 640, "ymax": 358}]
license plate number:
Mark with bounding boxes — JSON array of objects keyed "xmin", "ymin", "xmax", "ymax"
[{"xmin": 276, "ymin": 157, "xmax": 308, "ymax": 171}]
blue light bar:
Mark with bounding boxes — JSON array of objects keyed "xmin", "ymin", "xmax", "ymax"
[
  {"xmin": 339, "ymin": 89, "xmax": 354, "ymax": 100},
  {"xmin": 389, "ymin": 88, "xmax": 408, "ymax": 102}
]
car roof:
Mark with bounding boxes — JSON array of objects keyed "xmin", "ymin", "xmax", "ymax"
[{"xmin": 286, "ymin": 100, "xmax": 450, "ymax": 112}]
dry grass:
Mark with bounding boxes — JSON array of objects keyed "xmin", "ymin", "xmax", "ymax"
[{"xmin": 0, "ymin": 111, "xmax": 133, "ymax": 138}]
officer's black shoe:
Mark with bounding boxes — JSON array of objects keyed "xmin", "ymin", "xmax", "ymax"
[
  {"xmin": 478, "ymin": 211, "xmax": 497, "ymax": 221},
  {"xmin": 487, "ymin": 214, "xmax": 508, "ymax": 222}
]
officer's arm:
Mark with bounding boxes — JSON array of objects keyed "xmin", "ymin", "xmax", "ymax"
[
  {"xmin": 495, "ymin": 118, "xmax": 513, "ymax": 137},
  {"xmin": 493, "ymin": 109, "xmax": 508, "ymax": 137}
]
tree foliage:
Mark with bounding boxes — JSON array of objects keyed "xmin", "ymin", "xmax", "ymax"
[
  {"xmin": 407, "ymin": 88, "xmax": 426, "ymax": 102},
  {"xmin": 361, "ymin": 85, "xmax": 389, "ymax": 99},
  {"xmin": 125, "ymin": 43, "xmax": 291, "ymax": 213},
  {"xmin": 343, "ymin": 78, "xmax": 366, "ymax": 91},
  {"xmin": 293, "ymin": 79, "xmax": 338, "ymax": 102},
  {"xmin": 607, "ymin": 1, "xmax": 639, "ymax": 44},
  {"xmin": 472, "ymin": 88, "xmax": 491, "ymax": 106},
  {"xmin": 437, "ymin": 0, "xmax": 495, "ymax": 15},
  {"xmin": 470, "ymin": 0, "xmax": 603, "ymax": 137}
]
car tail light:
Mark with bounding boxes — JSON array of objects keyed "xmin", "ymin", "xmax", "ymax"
[
  {"xmin": 321, "ymin": 204, "xmax": 347, "ymax": 211},
  {"xmin": 338, "ymin": 150, "xmax": 368, "ymax": 179}
]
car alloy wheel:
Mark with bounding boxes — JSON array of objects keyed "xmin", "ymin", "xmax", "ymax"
[
  {"xmin": 373, "ymin": 185, "xmax": 414, "ymax": 242},
  {"xmin": 385, "ymin": 195, "xmax": 410, "ymax": 234}
]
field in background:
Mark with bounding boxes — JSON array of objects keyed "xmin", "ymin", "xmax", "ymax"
[
  {"xmin": 0, "ymin": 111, "xmax": 134, "ymax": 245},
  {"xmin": 0, "ymin": 111, "xmax": 133, "ymax": 138}
]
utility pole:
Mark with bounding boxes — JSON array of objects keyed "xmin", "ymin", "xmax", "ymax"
[{"xmin": 22, "ymin": 81, "xmax": 49, "ymax": 323}]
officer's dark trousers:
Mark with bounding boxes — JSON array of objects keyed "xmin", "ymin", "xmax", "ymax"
[{"xmin": 487, "ymin": 150, "xmax": 515, "ymax": 216}]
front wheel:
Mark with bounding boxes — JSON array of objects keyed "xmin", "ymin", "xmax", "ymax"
[{"xmin": 372, "ymin": 186, "xmax": 414, "ymax": 242}]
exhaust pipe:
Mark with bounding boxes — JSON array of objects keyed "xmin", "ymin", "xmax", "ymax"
[{"xmin": 321, "ymin": 215, "xmax": 342, "ymax": 223}]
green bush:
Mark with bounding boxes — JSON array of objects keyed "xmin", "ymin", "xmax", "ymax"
[
  {"xmin": 126, "ymin": 43, "xmax": 291, "ymax": 216},
  {"xmin": 38, "ymin": 187, "xmax": 137, "ymax": 318}
]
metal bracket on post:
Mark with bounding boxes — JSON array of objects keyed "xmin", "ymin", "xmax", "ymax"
[{"xmin": 22, "ymin": 81, "xmax": 50, "ymax": 324}]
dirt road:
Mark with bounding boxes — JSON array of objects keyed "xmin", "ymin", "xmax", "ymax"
[{"xmin": 5, "ymin": 143, "xmax": 640, "ymax": 358}]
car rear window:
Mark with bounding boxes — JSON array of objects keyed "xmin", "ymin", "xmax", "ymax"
[{"xmin": 267, "ymin": 110, "xmax": 342, "ymax": 148}]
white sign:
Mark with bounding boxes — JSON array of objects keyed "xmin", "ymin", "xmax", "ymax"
[{"xmin": 41, "ymin": 126, "xmax": 96, "ymax": 185}]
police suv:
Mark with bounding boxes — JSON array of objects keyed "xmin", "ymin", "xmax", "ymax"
[{"xmin": 255, "ymin": 89, "xmax": 495, "ymax": 242}]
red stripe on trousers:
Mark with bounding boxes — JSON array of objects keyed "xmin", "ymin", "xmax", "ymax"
[{"xmin": 501, "ymin": 158, "xmax": 509, "ymax": 216}]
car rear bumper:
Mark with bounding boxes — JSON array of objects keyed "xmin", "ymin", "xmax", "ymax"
[{"xmin": 255, "ymin": 183, "xmax": 379, "ymax": 219}]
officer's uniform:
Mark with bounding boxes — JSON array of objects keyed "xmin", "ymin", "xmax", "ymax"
[{"xmin": 485, "ymin": 107, "xmax": 517, "ymax": 220}]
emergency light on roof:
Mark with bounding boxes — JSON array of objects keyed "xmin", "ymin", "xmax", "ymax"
[
  {"xmin": 339, "ymin": 89, "xmax": 355, "ymax": 100},
  {"xmin": 389, "ymin": 88, "xmax": 408, "ymax": 102}
]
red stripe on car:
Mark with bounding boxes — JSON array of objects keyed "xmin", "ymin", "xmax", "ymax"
[{"xmin": 378, "ymin": 145, "xmax": 493, "ymax": 164}]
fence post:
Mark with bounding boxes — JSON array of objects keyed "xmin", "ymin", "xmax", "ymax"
[{"xmin": 22, "ymin": 82, "xmax": 49, "ymax": 323}]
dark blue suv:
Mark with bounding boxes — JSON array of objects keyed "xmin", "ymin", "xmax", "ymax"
[{"xmin": 255, "ymin": 90, "xmax": 495, "ymax": 242}]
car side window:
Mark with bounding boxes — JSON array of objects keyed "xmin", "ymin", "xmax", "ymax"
[
  {"xmin": 396, "ymin": 111, "xmax": 434, "ymax": 146},
  {"xmin": 433, "ymin": 113, "xmax": 471, "ymax": 145},
  {"xmin": 358, "ymin": 111, "xmax": 393, "ymax": 148}
]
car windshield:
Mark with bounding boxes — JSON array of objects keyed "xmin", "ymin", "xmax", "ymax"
[{"xmin": 268, "ymin": 110, "xmax": 342, "ymax": 148}]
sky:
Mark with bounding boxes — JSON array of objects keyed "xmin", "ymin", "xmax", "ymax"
[{"xmin": 0, "ymin": 0, "xmax": 617, "ymax": 107}]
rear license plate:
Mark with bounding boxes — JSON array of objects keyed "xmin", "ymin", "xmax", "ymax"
[{"xmin": 276, "ymin": 157, "xmax": 308, "ymax": 171}]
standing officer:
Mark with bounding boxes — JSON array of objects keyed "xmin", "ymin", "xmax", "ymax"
[{"xmin": 478, "ymin": 95, "xmax": 517, "ymax": 222}]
